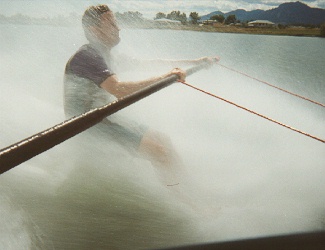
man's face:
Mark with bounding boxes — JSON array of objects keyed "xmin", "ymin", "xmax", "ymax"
[{"xmin": 95, "ymin": 11, "xmax": 120, "ymax": 48}]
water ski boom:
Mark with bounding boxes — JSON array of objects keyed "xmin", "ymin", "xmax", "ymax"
[
  {"xmin": 0, "ymin": 61, "xmax": 211, "ymax": 175},
  {"xmin": 1, "ymin": 57, "xmax": 324, "ymax": 174}
]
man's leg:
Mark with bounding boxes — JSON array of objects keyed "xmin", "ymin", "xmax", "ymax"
[
  {"xmin": 138, "ymin": 130, "xmax": 185, "ymax": 186},
  {"xmin": 93, "ymin": 120, "xmax": 186, "ymax": 186},
  {"xmin": 137, "ymin": 130, "xmax": 206, "ymax": 211}
]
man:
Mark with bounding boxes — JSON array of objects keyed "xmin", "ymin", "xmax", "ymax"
[{"xmin": 64, "ymin": 5, "xmax": 216, "ymax": 185}]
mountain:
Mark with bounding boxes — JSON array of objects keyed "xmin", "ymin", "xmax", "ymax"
[
  {"xmin": 200, "ymin": 1, "xmax": 325, "ymax": 25},
  {"xmin": 223, "ymin": 9, "xmax": 265, "ymax": 22},
  {"xmin": 261, "ymin": 2, "xmax": 325, "ymax": 25},
  {"xmin": 200, "ymin": 10, "xmax": 224, "ymax": 20}
]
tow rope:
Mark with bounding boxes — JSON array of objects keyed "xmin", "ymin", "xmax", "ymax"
[
  {"xmin": 179, "ymin": 80, "xmax": 324, "ymax": 144},
  {"xmin": 218, "ymin": 63, "xmax": 325, "ymax": 108}
]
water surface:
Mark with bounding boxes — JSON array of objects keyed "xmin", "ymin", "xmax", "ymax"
[{"xmin": 0, "ymin": 24, "xmax": 324, "ymax": 249}]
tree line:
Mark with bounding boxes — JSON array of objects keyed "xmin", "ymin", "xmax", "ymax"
[
  {"xmin": 155, "ymin": 11, "xmax": 200, "ymax": 24},
  {"xmin": 209, "ymin": 14, "xmax": 237, "ymax": 24},
  {"xmin": 154, "ymin": 11, "xmax": 239, "ymax": 25}
]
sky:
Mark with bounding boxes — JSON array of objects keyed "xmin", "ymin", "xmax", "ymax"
[{"xmin": 0, "ymin": 0, "xmax": 324, "ymax": 19}]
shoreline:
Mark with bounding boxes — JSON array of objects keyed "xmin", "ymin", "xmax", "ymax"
[
  {"xmin": 134, "ymin": 24, "xmax": 323, "ymax": 38},
  {"xmin": 1, "ymin": 21, "xmax": 323, "ymax": 38}
]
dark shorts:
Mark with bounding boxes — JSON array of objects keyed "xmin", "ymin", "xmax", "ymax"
[{"xmin": 88, "ymin": 118, "xmax": 148, "ymax": 152}]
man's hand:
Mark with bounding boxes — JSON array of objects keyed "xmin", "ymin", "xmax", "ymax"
[
  {"xmin": 170, "ymin": 68, "xmax": 186, "ymax": 82},
  {"xmin": 196, "ymin": 56, "xmax": 220, "ymax": 66}
]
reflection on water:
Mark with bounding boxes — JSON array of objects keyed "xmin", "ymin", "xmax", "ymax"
[{"xmin": 0, "ymin": 24, "xmax": 325, "ymax": 249}]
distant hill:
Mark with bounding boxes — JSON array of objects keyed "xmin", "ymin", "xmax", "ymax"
[
  {"xmin": 200, "ymin": 1, "xmax": 325, "ymax": 25},
  {"xmin": 201, "ymin": 10, "xmax": 224, "ymax": 19}
]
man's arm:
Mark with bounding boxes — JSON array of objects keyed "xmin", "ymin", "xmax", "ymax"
[
  {"xmin": 100, "ymin": 68, "xmax": 186, "ymax": 99},
  {"xmin": 113, "ymin": 54, "xmax": 219, "ymax": 72},
  {"xmin": 144, "ymin": 56, "xmax": 219, "ymax": 68}
]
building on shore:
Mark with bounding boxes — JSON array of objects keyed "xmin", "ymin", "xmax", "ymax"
[
  {"xmin": 248, "ymin": 20, "xmax": 275, "ymax": 28},
  {"xmin": 200, "ymin": 20, "xmax": 218, "ymax": 25}
]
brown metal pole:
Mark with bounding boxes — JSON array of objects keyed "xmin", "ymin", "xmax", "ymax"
[{"xmin": 0, "ymin": 63, "xmax": 209, "ymax": 174}]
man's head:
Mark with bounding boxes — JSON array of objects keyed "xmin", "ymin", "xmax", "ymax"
[{"xmin": 82, "ymin": 5, "xmax": 120, "ymax": 48}]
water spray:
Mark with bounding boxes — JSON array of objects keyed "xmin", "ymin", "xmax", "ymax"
[{"xmin": 0, "ymin": 61, "xmax": 213, "ymax": 174}]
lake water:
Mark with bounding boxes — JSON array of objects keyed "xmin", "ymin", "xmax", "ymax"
[{"xmin": 0, "ymin": 23, "xmax": 324, "ymax": 249}]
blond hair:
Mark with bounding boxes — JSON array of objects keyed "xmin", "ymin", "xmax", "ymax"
[{"xmin": 82, "ymin": 5, "xmax": 111, "ymax": 41}]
